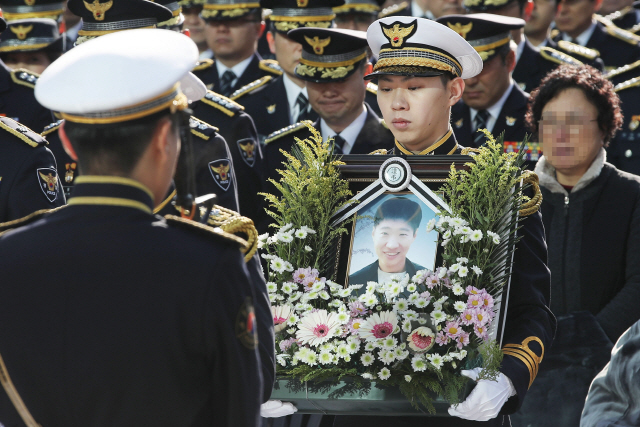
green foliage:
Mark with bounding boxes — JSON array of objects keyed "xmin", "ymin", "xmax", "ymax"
[{"xmin": 477, "ymin": 339, "xmax": 504, "ymax": 382}]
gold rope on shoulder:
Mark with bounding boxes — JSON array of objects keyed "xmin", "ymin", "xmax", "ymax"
[
  {"xmin": 519, "ymin": 171, "xmax": 542, "ymax": 216},
  {"xmin": 207, "ymin": 205, "xmax": 258, "ymax": 262},
  {"xmin": 460, "ymin": 147, "xmax": 481, "ymax": 155}
]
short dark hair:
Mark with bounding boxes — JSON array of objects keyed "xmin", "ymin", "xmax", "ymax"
[
  {"xmin": 373, "ymin": 197, "xmax": 422, "ymax": 233},
  {"xmin": 526, "ymin": 64, "xmax": 623, "ymax": 145},
  {"xmin": 64, "ymin": 110, "xmax": 181, "ymax": 175}
]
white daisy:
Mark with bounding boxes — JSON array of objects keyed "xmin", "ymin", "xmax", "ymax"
[
  {"xmin": 402, "ymin": 320, "xmax": 413, "ymax": 333},
  {"xmin": 366, "ymin": 282, "xmax": 378, "ymax": 293},
  {"xmin": 278, "ymin": 232, "xmax": 294, "ymax": 243},
  {"xmin": 382, "ymin": 336, "xmax": 397, "ymax": 349},
  {"xmin": 378, "ymin": 367, "xmax": 391, "ymax": 380},
  {"xmin": 348, "ymin": 341, "xmax": 360, "ymax": 353},
  {"xmin": 407, "ymin": 284, "xmax": 417, "ymax": 293},
  {"xmin": 336, "ymin": 312, "xmax": 350, "ymax": 324},
  {"xmin": 319, "ymin": 351, "xmax": 333, "ymax": 365},
  {"xmin": 472, "ymin": 265, "xmax": 483, "ymax": 275},
  {"xmin": 319, "ymin": 291, "xmax": 330, "ymax": 300},
  {"xmin": 431, "ymin": 310, "xmax": 446, "ymax": 324},
  {"xmin": 296, "ymin": 310, "xmax": 341, "ymax": 347},
  {"xmin": 337, "ymin": 344, "xmax": 350, "ymax": 358},
  {"xmin": 458, "ymin": 266, "xmax": 469, "ymax": 277},
  {"xmin": 454, "ymin": 301, "xmax": 467, "ymax": 312},
  {"xmin": 415, "ymin": 298, "xmax": 428, "ymax": 309},
  {"xmin": 405, "ymin": 375, "xmax": 412, "ymax": 382},
  {"xmin": 276, "ymin": 354, "xmax": 289, "ymax": 367},
  {"xmin": 361, "ymin": 352, "xmax": 374, "ymax": 366},
  {"xmin": 359, "ymin": 311, "xmax": 398, "ymax": 342},
  {"xmin": 362, "ymin": 373, "xmax": 374, "ymax": 379},
  {"xmin": 305, "ymin": 245, "xmax": 312, "ymax": 252},
  {"xmin": 403, "ymin": 310, "xmax": 418, "ymax": 320},
  {"xmin": 365, "ymin": 342, "xmax": 376, "ymax": 351},
  {"xmin": 394, "ymin": 299, "xmax": 409, "ymax": 312},
  {"xmin": 411, "ymin": 356, "xmax": 427, "ymax": 372},
  {"xmin": 452, "ymin": 284, "xmax": 464, "ymax": 296},
  {"xmin": 426, "ymin": 218, "xmax": 436, "ymax": 232},
  {"xmin": 294, "ymin": 228, "xmax": 308, "ymax": 239},
  {"xmin": 303, "ymin": 351, "xmax": 318, "ymax": 366},
  {"xmin": 429, "ymin": 354, "xmax": 444, "ymax": 369},
  {"xmin": 469, "ymin": 230, "xmax": 483, "ymax": 242},
  {"xmin": 266, "ymin": 282, "xmax": 277, "ymax": 293}
]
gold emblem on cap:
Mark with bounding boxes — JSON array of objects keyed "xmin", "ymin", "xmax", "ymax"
[
  {"xmin": 506, "ymin": 116, "xmax": 516, "ymax": 126},
  {"xmin": 304, "ymin": 35, "xmax": 331, "ymax": 55},
  {"xmin": 83, "ymin": 0, "xmax": 113, "ymax": 21},
  {"xmin": 10, "ymin": 25, "xmax": 33, "ymax": 40},
  {"xmin": 630, "ymin": 115, "xmax": 640, "ymax": 130},
  {"xmin": 447, "ymin": 22, "xmax": 473, "ymax": 39},
  {"xmin": 455, "ymin": 118, "xmax": 463, "ymax": 128},
  {"xmin": 381, "ymin": 21, "xmax": 416, "ymax": 48},
  {"xmin": 297, "ymin": 0, "xmax": 309, "ymax": 6},
  {"xmin": 267, "ymin": 104, "xmax": 276, "ymax": 114},
  {"xmin": 24, "ymin": 0, "xmax": 36, "ymax": 6}
]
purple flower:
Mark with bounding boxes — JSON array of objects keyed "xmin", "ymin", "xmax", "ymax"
[
  {"xmin": 435, "ymin": 331, "xmax": 449, "ymax": 346},
  {"xmin": 466, "ymin": 285, "xmax": 481, "ymax": 296},
  {"xmin": 456, "ymin": 331, "xmax": 470, "ymax": 349},
  {"xmin": 349, "ymin": 301, "xmax": 368, "ymax": 317},
  {"xmin": 445, "ymin": 321, "xmax": 462, "ymax": 339},
  {"xmin": 279, "ymin": 338, "xmax": 298, "ymax": 352},
  {"xmin": 467, "ymin": 294, "xmax": 483, "ymax": 309},
  {"xmin": 472, "ymin": 308, "xmax": 490, "ymax": 326},
  {"xmin": 293, "ymin": 267, "xmax": 316, "ymax": 285},
  {"xmin": 425, "ymin": 273, "xmax": 440, "ymax": 289},
  {"xmin": 460, "ymin": 308, "xmax": 475, "ymax": 326},
  {"xmin": 479, "ymin": 291, "xmax": 494, "ymax": 310},
  {"xmin": 474, "ymin": 324, "xmax": 489, "ymax": 340},
  {"xmin": 420, "ymin": 291, "xmax": 431, "ymax": 300}
]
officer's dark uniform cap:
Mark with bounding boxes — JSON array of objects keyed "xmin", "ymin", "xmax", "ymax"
[
  {"xmin": 201, "ymin": 0, "xmax": 261, "ymax": 22},
  {"xmin": 436, "ymin": 13, "xmax": 524, "ymax": 62},
  {"xmin": 155, "ymin": 0, "xmax": 186, "ymax": 28},
  {"xmin": 67, "ymin": 0, "xmax": 173, "ymax": 42},
  {"xmin": 463, "ymin": 0, "xmax": 519, "ymax": 12},
  {"xmin": 333, "ymin": 0, "xmax": 384, "ymax": 17},
  {"xmin": 288, "ymin": 27, "xmax": 368, "ymax": 82},
  {"xmin": 0, "ymin": 18, "xmax": 63, "ymax": 53},
  {"xmin": 0, "ymin": 0, "xmax": 64, "ymax": 21},
  {"xmin": 261, "ymin": 0, "xmax": 345, "ymax": 34}
]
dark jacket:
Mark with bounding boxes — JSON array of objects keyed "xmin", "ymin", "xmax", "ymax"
[
  {"xmin": 349, "ymin": 259, "xmax": 426, "ymax": 286},
  {"xmin": 610, "ymin": 7, "xmax": 640, "ymax": 31},
  {"xmin": 0, "ymin": 178, "xmax": 263, "ymax": 426},
  {"xmin": 0, "ymin": 62, "xmax": 53, "ymax": 133},
  {"xmin": 513, "ymin": 38, "xmax": 562, "ymax": 93},
  {"xmin": 451, "ymin": 84, "xmax": 530, "ymax": 148},
  {"xmin": 608, "ymin": 82, "xmax": 640, "ymax": 175}
]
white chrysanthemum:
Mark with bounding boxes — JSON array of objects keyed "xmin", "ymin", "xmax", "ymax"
[
  {"xmin": 283, "ymin": 261, "xmax": 294, "ymax": 272},
  {"xmin": 411, "ymin": 356, "xmax": 427, "ymax": 372},
  {"xmin": 305, "ymin": 245, "xmax": 312, "ymax": 252},
  {"xmin": 412, "ymin": 270, "xmax": 427, "ymax": 282},
  {"xmin": 338, "ymin": 288, "xmax": 351, "ymax": 298},
  {"xmin": 271, "ymin": 304, "xmax": 293, "ymax": 333},
  {"xmin": 359, "ymin": 311, "xmax": 398, "ymax": 342},
  {"xmin": 426, "ymin": 218, "xmax": 436, "ymax": 232},
  {"xmin": 269, "ymin": 294, "xmax": 277, "ymax": 303},
  {"xmin": 329, "ymin": 299, "xmax": 342, "ymax": 308},
  {"xmin": 288, "ymin": 313, "xmax": 300, "ymax": 324},
  {"xmin": 281, "ymin": 282, "xmax": 293, "ymax": 294},
  {"xmin": 472, "ymin": 265, "xmax": 483, "ymax": 275},
  {"xmin": 319, "ymin": 351, "xmax": 333, "ymax": 365},
  {"xmin": 405, "ymin": 375, "xmax": 412, "ymax": 382},
  {"xmin": 296, "ymin": 310, "xmax": 341, "ymax": 347},
  {"xmin": 469, "ymin": 230, "xmax": 483, "ymax": 242},
  {"xmin": 359, "ymin": 293, "xmax": 378, "ymax": 308},
  {"xmin": 431, "ymin": 310, "xmax": 446, "ymax": 324},
  {"xmin": 378, "ymin": 367, "xmax": 391, "ymax": 380},
  {"xmin": 408, "ymin": 293, "xmax": 420, "ymax": 304},
  {"xmin": 303, "ymin": 351, "xmax": 318, "ymax": 366},
  {"xmin": 387, "ymin": 283, "xmax": 403, "ymax": 298},
  {"xmin": 450, "ymin": 217, "xmax": 467, "ymax": 227},
  {"xmin": 429, "ymin": 353, "xmax": 444, "ymax": 369},
  {"xmin": 294, "ymin": 228, "xmax": 308, "ymax": 239},
  {"xmin": 311, "ymin": 281, "xmax": 325, "ymax": 292},
  {"xmin": 441, "ymin": 238, "xmax": 451, "ymax": 247},
  {"xmin": 454, "ymin": 301, "xmax": 467, "ymax": 312},
  {"xmin": 402, "ymin": 320, "xmax": 412, "ymax": 333},
  {"xmin": 276, "ymin": 354, "xmax": 289, "ymax": 367},
  {"xmin": 361, "ymin": 352, "xmax": 374, "ymax": 366},
  {"xmin": 406, "ymin": 283, "xmax": 417, "ymax": 292},
  {"xmin": 337, "ymin": 344, "xmax": 350, "ymax": 358},
  {"xmin": 348, "ymin": 341, "xmax": 359, "ymax": 353},
  {"xmin": 417, "ymin": 318, "xmax": 427, "ymax": 325},
  {"xmin": 381, "ymin": 350, "xmax": 395, "ymax": 365},
  {"xmin": 437, "ymin": 215, "xmax": 450, "ymax": 227},
  {"xmin": 366, "ymin": 282, "xmax": 378, "ymax": 293},
  {"xmin": 266, "ymin": 282, "xmax": 278, "ymax": 293},
  {"xmin": 336, "ymin": 312, "xmax": 350, "ymax": 324},
  {"xmin": 452, "ymin": 284, "xmax": 464, "ymax": 296},
  {"xmin": 382, "ymin": 336, "xmax": 396, "ymax": 349},
  {"xmin": 415, "ymin": 298, "xmax": 428, "ymax": 309},
  {"xmin": 403, "ymin": 310, "xmax": 418, "ymax": 320},
  {"xmin": 289, "ymin": 292, "xmax": 302, "ymax": 302},
  {"xmin": 487, "ymin": 230, "xmax": 501, "ymax": 244},
  {"xmin": 458, "ymin": 266, "xmax": 469, "ymax": 277},
  {"xmin": 287, "ymin": 327, "xmax": 296, "ymax": 335},
  {"xmin": 280, "ymin": 223, "xmax": 293, "ymax": 232},
  {"xmin": 456, "ymin": 257, "xmax": 469, "ymax": 264},
  {"xmin": 394, "ymin": 299, "xmax": 409, "ymax": 312},
  {"xmin": 266, "ymin": 236, "xmax": 278, "ymax": 245},
  {"xmin": 394, "ymin": 347, "xmax": 406, "ymax": 358},
  {"xmin": 344, "ymin": 354, "xmax": 351, "ymax": 362},
  {"xmin": 319, "ymin": 291, "xmax": 330, "ymax": 300},
  {"xmin": 450, "ymin": 264, "xmax": 460, "ymax": 273},
  {"xmin": 362, "ymin": 373, "xmax": 374, "ymax": 379},
  {"xmin": 278, "ymin": 232, "xmax": 294, "ymax": 243},
  {"xmin": 365, "ymin": 342, "xmax": 376, "ymax": 351}
]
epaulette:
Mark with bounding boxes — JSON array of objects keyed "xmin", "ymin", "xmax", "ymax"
[
  {"xmin": 378, "ymin": 1, "xmax": 408, "ymax": 18},
  {"xmin": 41, "ymin": 119, "xmax": 64, "ymax": 137},
  {"xmin": 556, "ymin": 40, "xmax": 600, "ymax": 60},
  {"xmin": 602, "ymin": 6, "xmax": 634, "ymax": 22},
  {"xmin": 0, "ymin": 205, "xmax": 66, "ymax": 236},
  {"xmin": 630, "ymin": 23, "xmax": 640, "ymax": 34},
  {"xmin": 192, "ymin": 58, "xmax": 214, "ymax": 72},
  {"xmin": 207, "ymin": 204, "xmax": 258, "ymax": 262},
  {"xmin": 200, "ymin": 90, "xmax": 245, "ymax": 117},
  {"xmin": 539, "ymin": 46, "xmax": 584, "ymax": 66},
  {"xmin": 264, "ymin": 120, "xmax": 313, "ymax": 145},
  {"xmin": 366, "ymin": 81, "xmax": 378, "ymax": 95},
  {"xmin": 0, "ymin": 117, "xmax": 46, "ymax": 148},
  {"xmin": 230, "ymin": 75, "xmax": 273, "ymax": 101},
  {"xmin": 164, "ymin": 214, "xmax": 248, "ymax": 249},
  {"xmin": 10, "ymin": 68, "xmax": 39, "ymax": 89},
  {"xmin": 604, "ymin": 23, "xmax": 640, "ymax": 44},
  {"xmin": 259, "ymin": 59, "xmax": 283, "ymax": 76},
  {"xmin": 614, "ymin": 76, "xmax": 640, "ymax": 92},
  {"xmin": 189, "ymin": 116, "xmax": 219, "ymax": 141},
  {"xmin": 518, "ymin": 171, "xmax": 542, "ymax": 216},
  {"xmin": 605, "ymin": 59, "xmax": 640, "ymax": 80}
]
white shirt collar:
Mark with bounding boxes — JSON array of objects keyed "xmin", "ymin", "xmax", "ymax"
[
  {"xmin": 516, "ymin": 38, "xmax": 526, "ymax": 63},
  {"xmin": 215, "ymin": 54, "xmax": 254, "ymax": 86},
  {"xmin": 282, "ymin": 73, "xmax": 308, "ymax": 124},
  {"xmin": 199, "ymin": 49, "xmax": 213, "ymax": 60},
  {"xmin": 65, "ymin": 19, "xmax": 83, "ymax": 42},
  {"xmin": 320, "ymin": 105, "xmax": 368, "ymax": 154},
  {"xmin": 469, "ymin": 82, "xmax": 515, "ymax": 133},
  {"xmin": 562, "ymin": 20, "xmax": 597, "ymax": 46}
]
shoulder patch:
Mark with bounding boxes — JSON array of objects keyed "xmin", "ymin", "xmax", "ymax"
[
  {"xmin": 230, "ymin": 75, "xmax": 273, "ymax": 101},
  {"xmin": 10, "ymin": 68, "xmax": 39, "ymax": 89},
  {"xmin": 193, "ymin": 58, "xmax": 214, "ymax": 72},
  {"xmin": 264, "ymin": 120, "xmax": 314, "ymax": 145},
  {"xmin": 235, "ymin": 296, "xmax": 258, "ymax": 350},
  {"xmin": 189, "ymin": 116, "xmax": 219, "ymax": 141},
  {"xmin": 200, "ymin": 90, "xmax": 245, "ymax": 117},
  {"xmin": 604, "ymin": 23, "xmax": 640, "ymax": 45},
  {"xmin": 378, "ymin": 1, "xmax": 408, "ymax": 18},
  {"xmin": 0, "ymin": 205, "xmax": 66, "ymax": 236},
  {"xmin": 615, "ymin": 76, "xmax": 640, "ymax": 92},
  {"xmin": 163, "ymin": 214, "xmax": 248, "ymax": 248},
  {"xmin": 41, "ymin": 119, "xmax": 64, "ymax": 136},
  {"xmin": 366, "ymin": 81, "xmax": 378, "ymax": 95},
  {"xmin": 556, "ymin": 40, "xmax": 600, "ymax": 60},
  {"xmin": 605, "ymin": 59, "xmax": 640, "ymax": 80},
  {"xmin": 259, "ymin": 59, "xmax": 283, "ymax": 76},
  {"xmin": 0, "ymin": 117, "xmax": 46, "ymax": 148},
  {"xmin": 539, "ymin": 46, "xmax": 584, "ymax": 66}
]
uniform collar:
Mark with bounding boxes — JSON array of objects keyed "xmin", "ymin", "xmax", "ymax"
[
  {"xmin": 68, "ymin": 176, "xmax": 155, "ymax": 214},
  {"xmin": 394, "ymin": 128, "xmax": 459, "ymax": 155}
]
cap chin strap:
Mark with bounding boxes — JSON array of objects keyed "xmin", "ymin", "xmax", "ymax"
[{"xmin": 0, "ymin": 353, "xmax": 41, "ymax": 427}]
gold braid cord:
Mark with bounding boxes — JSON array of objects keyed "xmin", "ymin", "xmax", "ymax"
[
  {"xmin": 0, "ymin": 353, "xmax": 41, "ymax": 427},
  {"xmin": 460, "ymin": 147, "xmax": 481, "ymax": 155},
  {"xmin": 374, "ymin": 57, "xmax": 457, "ymax": 75},
  {"xmin": 519, "ymin": 171, "xmax": 542, "ymax": 216},
  {"xmin": 207, "ymin": 205, "xmax": 258, "ymax": 262},
  {"xmin": 502, "ymin": 337, "xmax": 545, "ymax": 389}
]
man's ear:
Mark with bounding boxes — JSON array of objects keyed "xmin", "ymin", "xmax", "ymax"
[
  {"xmin": 448, "ymin": 77, "xmax": 465, "ymax": 106},
  {"xmin": 59, "ymin": 121, "xmax": 78, "ymax": 161},
  {"xmin": 506, "ymin": 49, "xmax": 517, "ymax": 72},
  {"xmin": 267, "ymin": 31, "xmax": 276, "ymax": 55},
  {"xmin": 150, "ymin": 118, "xmax": 173, "ymax": 164}
]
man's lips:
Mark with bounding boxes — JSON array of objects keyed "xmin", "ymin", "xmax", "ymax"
[
  {"xmin": 392, "ymin": 118, "xmax": 410, "ymax": 129},
  {"xmin": 465, "ymin": 90, "xmax": 482, "ymax": 99}
]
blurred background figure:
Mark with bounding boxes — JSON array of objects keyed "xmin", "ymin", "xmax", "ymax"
[
  {"xmin": 599, "ymin": 0, "xmax": 640, "ymax": 31},
  {"xmin": 62, "ymin": 1, "xmax": 82, "ymax": 47},
  {"xmin": 334, "ymin": 0, "xmax": 385, "ymax": 31},
  {"xmin": 377, "ymin": 0, "xmax": 464, "ymax": 18},
  {"xmin": 0, "ymin": 18, "xmax": 64, "ymax": 74},
  {"xmin": 0, "ymin": 0, "xmax": 64, "ymax": 22},
  {"xmin": 524, "ymin": 0, "xmax": 556, "ymax": 46},
  {"xmin": 181, "ymin": 0, "xmax": 213, "ymax": 59},
  {"xmin": 513, "ymin": 64, "xmax": 640, "ymax": 427}
]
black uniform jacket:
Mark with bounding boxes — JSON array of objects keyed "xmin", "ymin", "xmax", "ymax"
[
  {"xmin": 234, "ymin": 75, "xmax": 319, "ymax": 142},
  {"xmin": 0, "ymin": 178, "xmax": 263, "ymax": 427},
  {"xmin": 513, "ymin": 39, "xmax": 561, "ymax": 93},
  {"xmin": 190, "ymin": 91, "xmax": 268, "ymax": 228},
  {"xmin": 335, "ymin": 130, "xmax": 556, "ymax": 427},
  {"xmin": 348, "ymin": 258, "xmax": 426, "ymax": 286},
  {"xmin": 0, "ymin": 117, "xmax": 64, "ymax": 223},
  {"xmin": 554, "ymin": 21, "xmax": 640, "ymax": 68},
  {"xmin": 192, "ymin": 53, "xmax": 282, "ymax": 94},
  {"xmin": 0, "ymin": 62, "xmax": 53, "ymax": 133},
  {"xmin": 41, "ymin": 120, "xmax": 77, "ymax": 200},
  {"xmin": 610, "ymin": 7, "xmax": 640, "ymax": 31},
  {"xmin": 608, "ymin": 81, "xmax": 640, "ymax": 175},
  {"xmin": 451, "ymin": 84, "xmax": 530, "ymax": 149}
]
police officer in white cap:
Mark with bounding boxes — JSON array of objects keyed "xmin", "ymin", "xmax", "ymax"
[
  {"xmin": 331, "ymin": 16, "xmax": 555, "ymax": 427},
  {"xmin": 0, "ymin": 28, "xmax": 263, "ymax": 426}
]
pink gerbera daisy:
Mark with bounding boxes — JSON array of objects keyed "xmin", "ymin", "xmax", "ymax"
[
  {"xmin": 296, "ymin": 309, "xmax": 340, "ymax": 347},
  {"xmin": 359, "ymin": 311, "xmax": 398, "ymax": 342}
]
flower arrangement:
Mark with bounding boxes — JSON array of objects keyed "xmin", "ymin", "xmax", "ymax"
[{"xmin": 261, "ymin": 126, "xmax": 529, "ymax": 413}]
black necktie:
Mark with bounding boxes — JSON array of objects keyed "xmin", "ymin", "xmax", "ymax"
[
  {"xmin": 219, "ymin": 70, "xmax": 237, "ymax": 96},
  {"xmin": 294, "ymin": 93, "xmax": 310, "ymax": 123},
  {"xmin": 473, "ymin": 109, "xmax": 489, "ymax": 147},
  {"xmin": 332, "ymin": 134, "xmax": 345, "ymax": 155}
]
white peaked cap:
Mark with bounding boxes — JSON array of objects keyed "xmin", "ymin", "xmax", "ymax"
[{"xmin": 35, "ymin": 28, "xmax": 206, "ymax": 124}]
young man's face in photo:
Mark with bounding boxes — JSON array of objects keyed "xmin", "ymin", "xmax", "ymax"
[{"xmin": 372, "ymin": 219, "xmax": 418, "ymax": 273}]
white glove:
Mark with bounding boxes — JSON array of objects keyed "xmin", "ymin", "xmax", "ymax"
[
  {"xmin": 448, "ymin": 367, "xmax": 517, "ymax": 422},
  {"xmin": 260, "ymin": 400, "xmax": 298, "ymax": 418}
]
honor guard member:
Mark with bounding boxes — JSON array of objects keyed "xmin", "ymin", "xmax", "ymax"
[
  {"xmin": 0, "ymin": 117, "xmax": 64, "ymax": 222},
  {"xmin": 155, "ymin": 0, "xmax": 187, "ymax": 30},
  {"xmin": 0, "ymin": 18, "xmax": 64, "ymax": 74},
  {"xmin": 524, "ymin": 0, "xmax": 556, "ymax": 46},
  {"xmin": 377, "ymin": 0, "xmax": 464, "ymax": 19},
  {"xmin": 0, "ymin": 29, "xmax": 264, "ymax": 426},
  {"xmin": 552, "ymin": 0, "xmax": 640, "ymax": 69},
  {"xmin": 263, "ymin": 28, "xmax": 394, "ymax": 188},
  {"xmin": 230, "ymin": 0, "xmax": 345, "ymax": 141},
  {"xmin": 0, "ymin": 0, "xmax": 65, "ymax": 22},
  {"xmin": 193, "ymin": 0, "xmax": 282, "ymax": 95},
  {"xmin": 599, "ymin": 0, "xmax": 640, "ymax": 32},
  {"xmin": 605, "ymin": 77, "xmax": 640, "ymax": 174},
  {"xmin": 334, "ymin": 0, "xmax": 385, "ymax": 31},
  {"xmin": 441, "ymin": 14, "xmax": 533, "ymax": 157}
]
